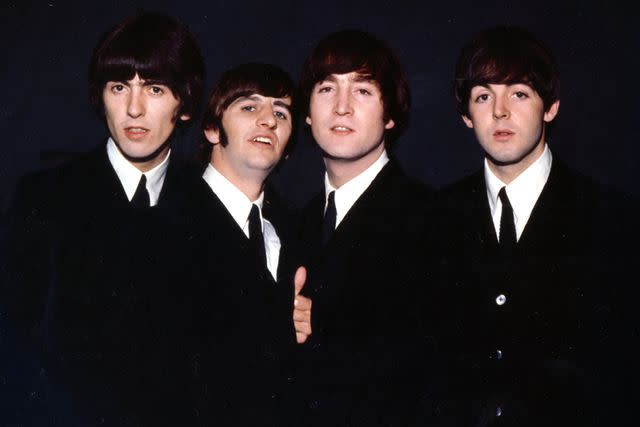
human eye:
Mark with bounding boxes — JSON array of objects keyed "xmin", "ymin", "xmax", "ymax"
[
  {"xmin": 356, "ymin": 87, "xmax": 372, "ymax": 96},
  {"xmin": 148, "ymin": 85, "xmax": 165, "ymax": 96},
  {"xmin": 316, "ymin": 84, "xmax": 333, "ymax": 94},
  {"xmin": 109, "ymin": 83, "xmax": 126, "ymax": 94},
  {"xmin": 241, "ymin": 105, "xmax": 256, "ymax": 112},
  {"xmin": 513, "ymin": 91, "xmax": 529, "ymax": 100},
  {"xmin": 474, "ymin": 93, "xmax": 490, "ymax": 103},
  {"xmin": 274, "ymin": 110, "xmax": 288, "ymax": 120}
]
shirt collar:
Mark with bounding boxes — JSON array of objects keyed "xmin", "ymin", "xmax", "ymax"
[
  {"xmin": 324, "ymin": 149, "xmax": 389, "ymax": 227},
  {"xmin": 485, "ymin": 143, "xmax": 553, "ymax": 229},
  {"xmin": 202, "ymin": 163, "xmax": 264, "ymax": 231},
  {"xmin": 106, "ymin": 137, "xmax": 170, "ymax": 207}
]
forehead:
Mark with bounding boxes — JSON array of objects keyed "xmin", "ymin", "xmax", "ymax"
[
  {"xmin": 319, "ymin": 72, "xmax": 378, "ymax": 84},
  {"xmin": 471, "ymin": 82, "xmax": 536, "ymax": 91},
  {"xmin": 230, "ymin": 93, "xmax": 291, "ymax": 106}
]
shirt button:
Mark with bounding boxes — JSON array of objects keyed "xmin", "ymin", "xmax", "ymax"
[
  {"xmin": 495, "ymin": 294, "xmax": 507, "ymax": 305},
  {"xmin": 496, "ymin": 349, "xmax": 503, "ymax": 360},
  {"xmin": 496, "ymin": 406, "xmax": 503, "ymax": 417}
]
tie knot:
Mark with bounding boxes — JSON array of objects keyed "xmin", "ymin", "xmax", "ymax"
[
  {"xmin": 498, "ymin": 187, "xmax": 510, "ymax": 205},
  {"xmin": 326, "ymin": 191, "xmax": 335, "ymax": 212},
  {"xmin": 322, "ymin": 191, "xmax": 337, "ymax": 245},
  {"xmin": 498, "ymin": 186, "xmax": 516, "ymax": 247},
  {"xmin": 131, "ymin": 174, "xmax": 150, "ymax": 208},
  {"xmin": 248, "ymin": 204, "xmax": 267, "ymax": 269},
  {"xmin": 249, "ymin": 204, "xmax": 261, "ymax": 231}
]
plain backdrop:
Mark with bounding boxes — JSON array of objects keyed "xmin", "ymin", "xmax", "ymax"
[{"xmin": 1, "ymin": 0, "xmax": 638, "ymax": 211}]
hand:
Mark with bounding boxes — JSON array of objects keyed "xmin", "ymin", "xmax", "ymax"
[{"xmin": 293, "ymin": 266, "xmax": 312, "ymax": 344}]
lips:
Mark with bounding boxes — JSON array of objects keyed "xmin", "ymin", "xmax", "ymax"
[
  {"xmin": 330, "ymin": 124, "xmax": 354, "ymax": 134},
  {"xmin": 124, "ymin": 127, "xmax": 149, "ymax": 140},
  {"xmin": 493, "ymin": 129, "xmax": 514, "ymax": 141},
  {"xmin": 251, "ymin": 135, "xmax": 274, "ymax": 145}
]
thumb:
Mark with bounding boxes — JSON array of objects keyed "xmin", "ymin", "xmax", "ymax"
[{"xmin": 294, "ymin": 266, "xmax": 307, "ymax": 296}]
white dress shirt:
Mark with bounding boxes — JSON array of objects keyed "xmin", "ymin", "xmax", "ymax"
[
  {"xmin": 324, "ymin": 150, "xmax": 389, "ymax": 228},
  {"xmin": 485, "ymin": 144, "xmax": 553, "ymax": 241},
  {"xmin": 106, "ymin": 138, "xmax": 170, "ymax": 207},
  {"xmin": 202, "ymin": 164, "xmax": 281, "ymax": 280}
]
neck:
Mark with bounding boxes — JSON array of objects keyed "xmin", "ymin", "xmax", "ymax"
[
  {"xmin": 324, "ymin": 145, "xmax": 384, "ymax": 188},
  {"xmin": 126, "ymin": 146, "xmax": 170, "ymax": 173},
  {"xmin": 488, "ymin": 141, "xmax": 545, "ymax": 184},
  {"xmin": 210, "ymin": 163, "xmax": 265, "ymax": 202}
]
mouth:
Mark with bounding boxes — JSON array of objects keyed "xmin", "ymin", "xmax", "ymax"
[
  {"xmin": 251, "ymin": 136, "xmax": 274, "ymax": 145},
  {"xmin": 493, "ymin": 129, "xmax": 514, "ymax": 141},
  {"xmin": 124, "ymin": 127, "xmax": 149, "ymax": 139},
  {"xmin": 331, "ymin": 125, "xmax": 354, "ymax": 134}
]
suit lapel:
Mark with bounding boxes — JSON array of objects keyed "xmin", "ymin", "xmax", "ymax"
[
  {"xmin": 91, "ymin": 145, "xmax": 130, "ymax": 209},
  {"xmin": 196, "ymin": 179, "xmax": 276, "ymax": 283},
  {"xmin": 470, "ymin": 171, "xmax": 500, "ymax": 248}
]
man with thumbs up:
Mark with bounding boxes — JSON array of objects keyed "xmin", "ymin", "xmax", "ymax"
[{"xmin": 293, "ymin": 29, "xmax": 437, "ymax": 426}]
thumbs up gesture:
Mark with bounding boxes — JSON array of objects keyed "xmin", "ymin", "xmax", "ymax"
[{"xmin": 293, "ymin": 266, "xmax": 312, "ymax": 344}]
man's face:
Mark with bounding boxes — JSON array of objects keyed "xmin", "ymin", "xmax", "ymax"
[
  {"xmin": 463, "ymin": 83, "xmax": 559, "ymax": 176},
  {"xmin": 306, "ymin": 72, "xmax": 394, "ymax": 165},
  {"xmin": 205, "ymin": 94, "xmax": 292, "ymax": 181},
  {"xmin": 103, "ymin": 74, "xmax": 189, "ymax": 171}
]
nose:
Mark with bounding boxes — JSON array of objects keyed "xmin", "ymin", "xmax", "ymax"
[
  {"xmin": 127, "ymin": 89, "xmax": 145, "ymax": 118},
  {"xmin": 334, "ymin": 88, "xmax": 353, "ymax": 116},
  {"xmin": 257, "ymin": 106, "xmax": 277, "ymax": 129},
  {"xmin": 492, "ymin": 96, "xmax": 510, "ymax": 120}
]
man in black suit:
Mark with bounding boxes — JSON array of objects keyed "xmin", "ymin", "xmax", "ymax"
[
  {"xmin": 433, "ymin": 26, "xmax": 639, "ymax": 426},
  {"xmin": 182, "ymin": 62, "xmax": 299, "ymax": 425},
  {"xmin": 294, "ymin": 30, "xmax": 435, "ymax": 426},
  {"xmin": 1, "ymin": 12, "xmax": 205, "ymax": 425}
]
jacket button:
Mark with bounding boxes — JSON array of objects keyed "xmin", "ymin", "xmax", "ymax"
[
  {"xmin": 496, "ymin": 349, "xmax": 503, "ymax": 360},
  {"xmin": 495, "ymin": 294, "xmax": 507, "ymax": 305},
  {"xmin": 496, "ymin": 406, "xmax": 503, "ymax": 417}
]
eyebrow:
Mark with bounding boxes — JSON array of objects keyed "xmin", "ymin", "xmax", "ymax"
[
  {"xmin": 273, "ymin": 99, "xmax": 291, "ymax": 111},
  {"xmin": 321, "ymin": 74, "xmax": 376, "ymax": 83},
  {"xmin": 351, "ymin": 74, "xmax": 376, "ymax": 84},
  {"xmin": 233, "ymin": 95, "xmax": 291, "ymax": 112},
  {"xmin": 109, "ymin": 78, "xmax": 167, "ymax": 87}
]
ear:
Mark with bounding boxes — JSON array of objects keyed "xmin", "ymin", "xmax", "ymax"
[
  {"xmin": 305, "ymin": 116, "xmax": 312, "ymax": 126},
  {"xmin": 179, "ymin": 113, "xmax": 191, "ymax": 122},
  {"xmin": 543, "ymin": 100, "xmax": 560, "ymax": 123},
  {"xmin": 384, "ymin": 118, "xmax": 395, "ymax": 130},
  {"xmin": 461, "ymin": 114, "xmax": 474, "ymax": 129},
  {"xmin": 204, "ymin": 128, "xmax": 220, "ymax": 145}
]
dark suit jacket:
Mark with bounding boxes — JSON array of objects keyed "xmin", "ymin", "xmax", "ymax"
[
  {"xmin": 431, "ymin": 159, "xmax": 639, "ymax": 427},
  {"xmin": 295, "ymin": 159, "xmax": 436, "ymax": 426},
  {"xmin": 175, "ymin": 174, "xmax": 298, "ymax": 426},
  {"xmin": 1, "ymin": 145, "xmax": 200, "ymax": 426}
]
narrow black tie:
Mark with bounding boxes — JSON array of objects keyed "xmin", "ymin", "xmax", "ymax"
[
  {"xmin": 498, "ymin": 187, "xmax": 517, "ymax": 248},
  {"xmin": 322, "ymin": 191, "xmax": 337, "ymax": 245},
  {"xmin": 249, "ymin": 204, "xmax": 267, "ymax": 268},
  {"xmin": 131, "ymin": 174, "xmax": 150, "ymax": 208}
]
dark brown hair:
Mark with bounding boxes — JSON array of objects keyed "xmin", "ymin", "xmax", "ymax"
[
  {"xmin": 299, "ymin": 29, "xmax": 410, "ymax": 148},
  {"xmin": 454, "ymin": 26, "xmax": 560, "ymax": 117},
  {"xmin": 200, "ymin": 62, "xmax": 297, "ymax": 162},
  {"xmin": 88, "ymin": 12, "xmax": 205, "ymax": 121}
]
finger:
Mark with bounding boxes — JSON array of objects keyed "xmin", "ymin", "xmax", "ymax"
[
  {"xmin": 294, "ymin": 320, "xmax": 312, "ymax": 335},
  {"xmin": 296, "ymin": 332, "xmax": 309, "ymax": 344},
  {"xmin": 294, "ymin": 266, "xmax": 307, "ymax": 296},
  {"xmin": 293, "ymin": 309, "xmax": 311, "ymax": 322},
  {"xmin": 294, "ymin": 295, "xmax": 312, "ymax": 310}
]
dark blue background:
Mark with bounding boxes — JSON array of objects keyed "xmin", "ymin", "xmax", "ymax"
[{"xmin": 1, "ymin": 0, "xmax": 637, "ymax": 210}]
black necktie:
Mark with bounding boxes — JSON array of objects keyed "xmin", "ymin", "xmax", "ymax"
[
  {"xmin": 131, "ymin": 174, "xmax": 150, "ymax": 208},
  {"xmin": 322, "ymin": 191, "xmax": 337, "ymax": 245},
  {"xmin": 249, "ymin": 204, "xmax": 267, "ymax": 268},
  {"xmin": 498, "ymin": 187, "xmax": 517, "ymax": 248}
]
